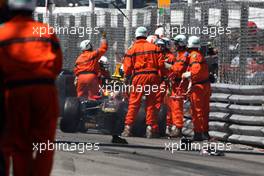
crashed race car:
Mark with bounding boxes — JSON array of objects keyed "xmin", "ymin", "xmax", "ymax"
[
  {"xmin": 56, "ymin": 41, "xmax": 219, "ymax": 138},
  {"xmin": 56, "ymin": 68, "xmax": 168, "ymax": 137}
]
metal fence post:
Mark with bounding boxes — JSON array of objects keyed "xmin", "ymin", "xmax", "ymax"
[
  {"xmin": 125, "ymin": 0, "xmax": 133, "ymax": 50},
  {"xmin": 239, "ymin": 2, "xmax": 249, "ymax": 85},
  {"xmin": 116, "ymin": 14, "xmax": 125, "ymax": 60},
  {"xmin": 200, "ymin": 3, "xmax": 209, "ymax": 40},
  {"xmin": 89, "ymin": 0, "xmax": 95, "ymax": 42},
  {"xmin": 220, "ymin": 0, "xmax": 229, "ymax": 83},
  {"xmin": 104, "ymin": 12, "xmax": 113, "ymax": 72},
  {"xmin": 150, "ymin": 8, "xmax": 158, "ymax": 34}
]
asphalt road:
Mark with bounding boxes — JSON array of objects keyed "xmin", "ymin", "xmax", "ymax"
[{"xmin": 52, "ymin": 130, "xmax": 264, "ymax": 176}]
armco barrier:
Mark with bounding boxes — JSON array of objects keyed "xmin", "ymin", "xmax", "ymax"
[{"xmin": 183, "ymin": 83, "xmax": 264, "ymax": 148}]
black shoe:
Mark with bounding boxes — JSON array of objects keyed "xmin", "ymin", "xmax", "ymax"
[
  {"xmin": 193, "ymin": 132, "xmax": 204, "ymax": 141},
  {"xmin": 203, "ymin": 132, "xmax": 210, "ymax": 141},
  {"xmin": 111, "ymin": 135, "xmax": 128, "ymax": 144}
]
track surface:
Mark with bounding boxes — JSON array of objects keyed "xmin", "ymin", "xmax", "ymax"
[{"xmin": 52, "ymin": 130, "xmax": 264, "ymax": 176}]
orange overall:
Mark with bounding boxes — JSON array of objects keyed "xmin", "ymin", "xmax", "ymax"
[
  {"xmin": 166, "ymin": 51, "xmax": 189, "ymax": 128},
  {"xmin": 156, "ymin": 52, "xmax": 175, "ymax": 111},
  {"xmin": 188, "ymin": 50, "xmax": 211, "ymax": 133},
  {"xmin": 0, "ymin": 15, "xmax": 62, "ymax": 176},
  {"xmin": 123, "ymin": 39, "xmax": 165, "ymax": 132},
  {"xmin": 74, "ymin": 40, "xmax": 108, "ymax": 100}
]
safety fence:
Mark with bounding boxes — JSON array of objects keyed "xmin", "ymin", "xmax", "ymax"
[
  {"xmin": 170, "ymin": 0, "xmax": 264, "ymax": 85},
  {"xmin": 183, "ymin": 83, "xmax": 264, "ymax": 147},
  {"xmin": 41, "ymin": 1, "xmax": 264, "ymax": 147},
  {"xmin": 33, "ymin": 8, "xmax": 157, "ymax": 74},
  {"xmin": 34, "ymin": 0, "xmax": 264, "ymax": 85}
]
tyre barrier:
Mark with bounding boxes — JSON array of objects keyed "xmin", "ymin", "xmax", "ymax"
[
  {"xmin": 209, "ymin": 131, "xmax": 229, "ymax": 141},
  {"xmin": 229, "ymin": 125, "xmax": 264, "ymax": 137},
  {"xmin": 228, "ymin": 135, "xmax": 264, "ymax": 147},
  {"xmin": 183, "ymin": 83, "xmax": 264, "ymax": 148},
  {"xmin": 211, "ymin": 84, "xmax": 264, "ymax": 95},
  {"xmin": 210, "ymin": 103, "xmax": 264, "ymax": 116},
  {"xmin": 211, "ymin": 84, "xmax": 264, "ymax": 147},
  {"xmin": 229, "ymin": 114, "xmax": 264, "ymax": 126},
  {"xmin": 209, "ymin": 112, "xmax": 229, "ymax": 122},
  {"xmin": 209, "ymin": 121, "xmax": 229, "ymax": 133}
]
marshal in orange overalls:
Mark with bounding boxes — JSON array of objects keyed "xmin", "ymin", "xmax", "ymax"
[
  {"xmin": 188, "ymin": 50, "xmax": 211, "ymax": 133},
  {"xmin": 155, "ymin": 52, "xmax": 175, "ymax": 114},
  {"xmin": 74, "ymin": 40, "xmax": 108, "ymax": 100},
  {"xmin": 167, "ymin": 51, "xmax": 189, "ymax": 129},
  {"xmin": 0, "ymin": 15, "xmax": 62, "ymax": 176},
  {"xmin": 123, "ymin": 39, "xmax": 165, "ymax": 132}
]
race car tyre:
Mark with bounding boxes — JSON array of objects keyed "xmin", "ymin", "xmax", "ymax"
[
  {"xmin": 60, "ymin": 97, "xmax": 81, "ymax": 133},
  {"xmin": 56, "ymin": 70, "xmax": 77, "ymax": 117},
  {"xmin": 132, "ymin": 102, "xmax": 147, "ymax": 137}
]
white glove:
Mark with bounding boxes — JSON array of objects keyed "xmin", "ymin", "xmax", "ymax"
[
  {"xmin": 164, "ymin": 62, "xmax": 172, "ymax": 69},
  {"xmin": 182, "ymin": 71, "xmax": 191, "ymax": 79},
  {"xmin": 74, "ymin": 77, "xmax": 78, "ymax": 86}
]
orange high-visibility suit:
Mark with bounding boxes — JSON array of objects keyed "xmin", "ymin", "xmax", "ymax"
[
  {"xmin": 74, "ymin": 40, "xmax": 108, "ymax": 100},
  {"xmin": 0, "ymin": 15, "xmax": 62, "ymax": 176},
  {"xmin": 187, "ymin": 50, "xmax": 211, "ymax": 133},
  {"xmin": 0, "ymin": 70, "xmax": 4, "ymax": 134},
  {"xmin": 155, "ymin": 52, "xmax": 175, "ymax": 111},
  {"xmin": 0, "ymin": 71, "xmax": 4, "ymax": 176},
  {"xmin": 123, "ymin": 39, "xmax": 165, "ymax": 132},
  {"xmin": 167, "ymin": 51, "xmax": 189, "ymax": 129}
]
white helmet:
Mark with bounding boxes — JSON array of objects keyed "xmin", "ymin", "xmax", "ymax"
[
  {"xmin": 155, "ymin": 27, "xmax": 165, "ymax": 38},
  {"xmin": 135, "ymin": 26, "xmax": 147, "ymax": 38},
  {"xmin": 187, "ymin": 36, "xmax": 201, "ymax": 48},
  {"xmin": 80, "ymin": 40, "xmax": 92, "ymax": 51},
  {"xmin": 155, "ymin": 39, "xmax": 165, "ymax": 46},
  {"xmin": 146, "ymin": 35, "xmax": 157, "ymax": 44},
  {"xmin": 174, "ymin": 34, "xmax": 187, "ymax": 46},
  {"xmin": 99, "ymin": 56, "xmax": 108, "ymax": 64},
  {"xmin": 8, "ymin": 0, "xmax": 37, "ymax": 11}
]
